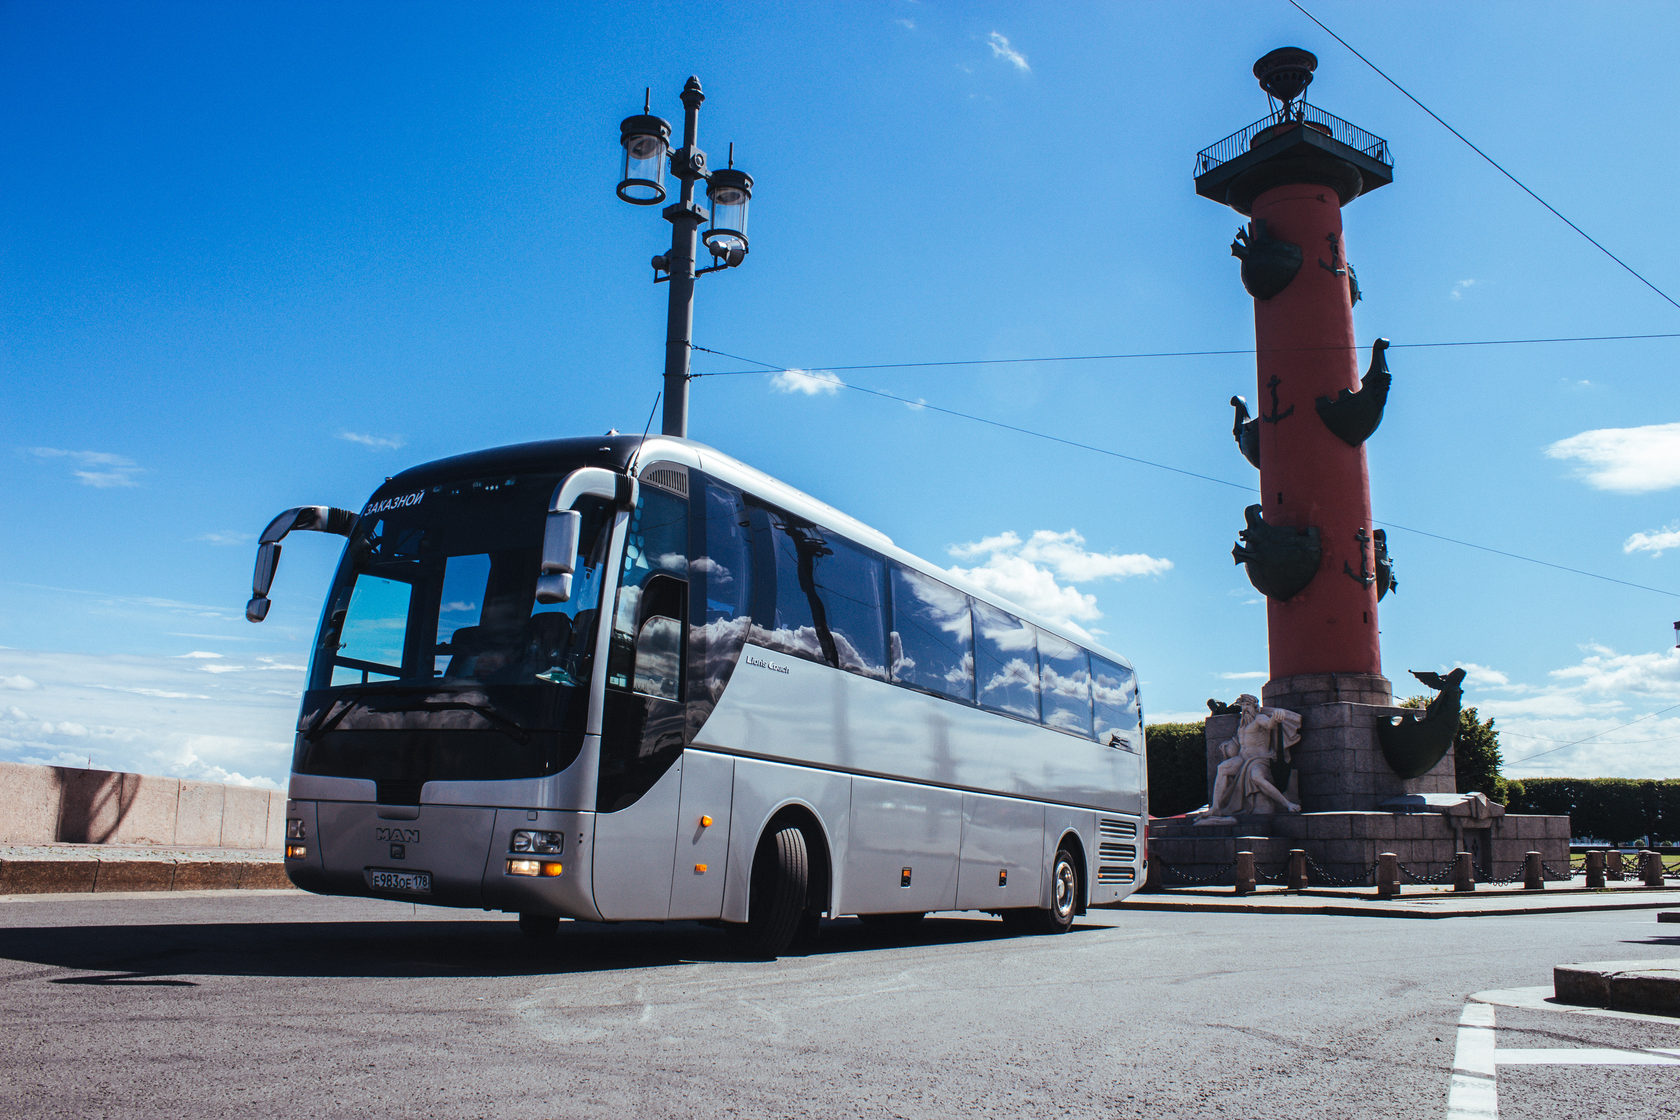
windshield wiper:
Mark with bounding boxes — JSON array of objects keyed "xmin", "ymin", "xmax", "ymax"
[
  {"xmin": 411, "ymin": 698, "xmax": 531, "ymax": 743},
  {"xmin": 301, "ymin": 696, "xmax": 359, "ymax": 742}
]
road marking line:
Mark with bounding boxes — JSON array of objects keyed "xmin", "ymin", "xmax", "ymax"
[
  {"xmin": 1496, "ymin": 1048, "xmax": 1680, "ymax": 1066},
  {"xmin": 1448, "ymin": 1003, "xmax": 1499, "ymax": 1119}
]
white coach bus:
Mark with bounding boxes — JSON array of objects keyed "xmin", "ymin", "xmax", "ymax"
[{"xmin": 249, "ymin": 435, "xmax": 1147, "ymax": 954}]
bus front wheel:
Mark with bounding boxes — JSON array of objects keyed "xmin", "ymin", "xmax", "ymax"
[
  {"xmin": 742, "ymin": 825, "xmax": 809, "ymax": 956},
  {"xmin": 1003, "ymin": 846, "xmax": 1080, "ymax": 935}
]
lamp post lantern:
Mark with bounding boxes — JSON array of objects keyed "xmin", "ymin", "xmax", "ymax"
[{"xmin": 616, "ymin": 77, "xmax": 753, "ymax": 438}]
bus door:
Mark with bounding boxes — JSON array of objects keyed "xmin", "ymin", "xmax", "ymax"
[{"xmin": 591, "ymin": 474, "xmax": 691, "ymax": 920}]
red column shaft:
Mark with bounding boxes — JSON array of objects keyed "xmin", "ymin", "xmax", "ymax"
[{"xmin": 1250, "ymin": 183, "xmax": 1381, "ymax": 679}]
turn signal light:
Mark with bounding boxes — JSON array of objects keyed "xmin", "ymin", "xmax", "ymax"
[
  {"xmin": 285, "ymin": 844, "xmax": 307, "ymax": 859},
  {"xmin": 699, "ymin": 815, "xmax": 713, "ymax": 828},
  {"xmin": 508, "ymin": 859, "xmax": 564, "ymax": 878}
]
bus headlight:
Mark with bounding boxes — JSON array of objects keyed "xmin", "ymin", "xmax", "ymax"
[
  {"xmin": 286, "ymin": 818, "xmax": 306, "ymax": 840},
  {"xmin": 511, "ymin": 830, "xmax": 564, "ymax": 855},
  {"xmin": 507, "ymin": 859, "xmax": 563, "ymax": 877}
]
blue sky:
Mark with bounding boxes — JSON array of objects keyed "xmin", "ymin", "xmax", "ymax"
[{"xmin": 2, "ymin": 1, "xmax": 1676, "ymax": 788}]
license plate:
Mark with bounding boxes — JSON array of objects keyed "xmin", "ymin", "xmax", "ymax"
[{"xmin": 369, "ymin": 868, "xmax": 432, "ymax": 895}]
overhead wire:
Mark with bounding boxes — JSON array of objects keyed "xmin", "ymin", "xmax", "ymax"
[
  {"xmin": 692, "ymin": 332, "xmax": 1680, "ymax": 378},
  {"xmin": 691, "ymin": 344, "xmax": 1680, "ymax": 600},
  {"xmin": 1290, "ymin": 0, "xmax": 1680, "ymax": 314},
  {"xmin": 1503, "ymin": 702, "xmax": 1680, "ymax": 768}
]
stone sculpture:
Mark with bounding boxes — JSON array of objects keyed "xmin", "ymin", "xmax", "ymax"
[
  {"xmin": 1314, "ymin": 337, "xmax": 1391, "ymax": 447},
  {"xmin": 1232, "ymin": 504, "xmax": 1321, "ymax": 600},
  {"xmin": 1200, "ymin": 694, "xmax": 1304, "ymax": 822},
  {"xmin": 1377, "ymin": 667, "xmax": 1465, "ymax": 779}
]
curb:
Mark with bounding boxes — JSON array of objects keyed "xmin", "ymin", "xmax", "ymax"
[
  {"xmin": 1555, "ymin": 959, "xmax": 1680, "ymax": 1017},
  {"xmin": 1119, "ymin": 891, "xmax": 1680, "ymax": 919},
  {"xmin": 0, "ymin": 858, "xmax": 293, "ymax": 895}
]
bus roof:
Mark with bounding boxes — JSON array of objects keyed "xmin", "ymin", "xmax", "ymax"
[{"xmin": 376, "ymin": 433, "xmax": 1136, "ymax": 671}]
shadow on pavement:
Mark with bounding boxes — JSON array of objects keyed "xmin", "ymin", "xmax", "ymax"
[{"xmin": 0, "ymin": 914, "xmax": 1099, "ymax": 982}]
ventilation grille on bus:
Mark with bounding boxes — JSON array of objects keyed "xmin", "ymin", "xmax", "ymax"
[
  {"xmin": 641, "ymin": 466, "xmax": 689, "ymax": 497},
  {"xmin": 1096, "ymin": 817, "xmax": 1139, "ymax": 885}
]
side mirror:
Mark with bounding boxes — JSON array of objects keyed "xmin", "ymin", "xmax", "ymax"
[
  {"xmin": 535, "ymin": 509, "xmax": 583, "ymax": 604},
  {"xmin": 245, "ymin": 505, "xmax": 358, "ymax": 623},
  {"xmin": 247, "ymin": 541, "xmax": 281, "ymax": 621}
]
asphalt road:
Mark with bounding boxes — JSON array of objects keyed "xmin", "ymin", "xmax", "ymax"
[{"xmin": 1, "ymin": 891, "xmax": 1676, "ymax": 1119}]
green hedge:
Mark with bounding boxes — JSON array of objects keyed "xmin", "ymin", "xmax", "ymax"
[
  {"xmin": 1503, "ymin": 778, "xmax": 1680, "ymax": 845},
  {"xmin": 1145, "ymin": 722, "xmax": 1207, "ymax": 817}
]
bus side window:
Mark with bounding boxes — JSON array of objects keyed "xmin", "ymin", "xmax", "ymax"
[
  {"xmin": 888, "ymin": 564, "xmax": 975, "ymax": 703},
  {"xmin": 974, "ymin": 602, "xmax": 1040, "ymax": 721},
  {"xmin": 693, "ymin": 479, "xmax": 754, "ymax": 704},
  {"xmin": 1092, "ymin": 657, "xmax": 1141, "ymax": 749},
  {"xmin": 608, "ymin": 486, "xmax": 689, "ymax": 695},
  {"xmin": 1039, "ymin": 631, "xmax": 1093, "ymax": 737},
  {"xmin": 756, "ymin": 515, "xmax": 888, "ymax": 680}
]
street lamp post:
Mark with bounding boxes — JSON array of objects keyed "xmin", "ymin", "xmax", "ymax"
[{"xmin": 617, "ymin": 77, "xmax": 753, "ymax": 438}]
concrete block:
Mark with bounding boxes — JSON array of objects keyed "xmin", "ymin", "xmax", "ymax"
[
  {"xmin": 55, "ymin": 768, "xmax": 180, "ymax": 845},
  {"xmin": 105, "ymin": 775, "xmax": 181, "ymax": 846},
  {"xmin": 172, "ymin": 862, "xmax": 243, "ymax": 891},
  {"xmin": 174, "ymin": 781, "xmax": 226, "ymax": 847},
  {"xmin": 264, "ymin": 793, "xmax": 286, "ymax": 849},
  {"xmin": 0, "ymin": 858, "xmax": 97, "ymax": 894},
  {"xmin": 1302, "ymin": 813, "xmax": 1353, "ymax": 839},
  {"xmin": 221, "ymin": 787, "xmax": 272, "ymax": 848},
  {"xmin": 1555, "ymin": 961, "xmax": 1680, "ymax": 1017},
  {"xmin": 94, "ymin": 860, "xmax": 177, "ymax": 892},
  {"xmin": 0, "ymin": 761, "xmax": 63, "ymax": 843}
]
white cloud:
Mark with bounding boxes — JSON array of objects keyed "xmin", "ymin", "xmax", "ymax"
[
  {"xmin": 24, "ymin": 447, "xmax": 143, "ymax": 488},
  {"xmin": 178, "ymin": 651, "xmax": 224, "ymax": 659},
  {"xmin": 1625, "ymin": 524, "xmax": 1680, "ymax": 557},
  {"xmin": 1219, "ymin": 671, "xmax": 1267, "ymax": 681},
  {"xmin": 987, "ymin": 31, "xmax": 1029, "ymax": 72},
  {"xmin": 1545, "ymin": 422, "xmax": 1680, "ymax": 493},
  {"xmin": 945, "ymin": 528, "xmax": 1171, "ymax": 637},
  {"xmin": 770, "ymin": 368, "xmax": 844, "ymax": 396},
  {"xmin": 0, "ymin": 648, "xmax": 299, "ymax": 786},
  {"xmin": 338, "ymin": 431, "xmax": 406, "ymax": 451},
  {"xmin": 1450, "ymin": 279, "xmax": 1477, "ymax": 300},
  {"xmin": 1470, "ymin": 646, "xmax": 1680, "ymax": 779},
  {"xmin": 1, "ymin": 675, "xmax": 39, "ymax": 690},
  {"xmin": 196, "ymin": 530, "xmax": 254, "ymax": 547},
  {"xmin": 896, "ymin": 18, "xmax": 914, "ymax": 31}
]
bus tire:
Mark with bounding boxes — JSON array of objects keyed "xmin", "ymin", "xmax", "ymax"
[
  {"xmin": 517, "ymin": 912, "xmax": 559, "ymax": 939},
  {"xmin": 1003, "ymin": 847, "xmax": 1080, "ymax": 935},
  {"xmin": 744, "ymin": 825, "xmax": 809, "ymax": 956}
]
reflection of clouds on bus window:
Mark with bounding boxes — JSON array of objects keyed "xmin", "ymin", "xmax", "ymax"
[
  {"xmin": 889, "ymin": 564, "xmax": 974, "ymax": 701},
  {"xmin": 751, "ymin": 622, "xmax": 888, "ymax": 681},
  {"xmin": 692, "ymin": 556, "xmax": 733, "ymax": 585},
  {"xmin": 1092, "ymin": 657, "xmax": 1140, "ymax": 740}
]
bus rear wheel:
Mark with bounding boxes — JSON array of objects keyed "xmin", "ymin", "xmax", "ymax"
[
  {"xmin": 741, "ymin": 825, "xmax": 809, "ymax": 956},
  {"xmin": 1002, "ymin": 846, "xmax": 1080, "ymax": 935}
]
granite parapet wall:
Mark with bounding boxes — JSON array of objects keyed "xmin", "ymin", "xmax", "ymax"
[{"xmin": 0, "ymin": 762, "xmax": 284, "ymax": 849}]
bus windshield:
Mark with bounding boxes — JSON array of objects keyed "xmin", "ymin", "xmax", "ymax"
[{"xmin": 309, "ymin": 474, "xmax": 613, "ymax": 694}]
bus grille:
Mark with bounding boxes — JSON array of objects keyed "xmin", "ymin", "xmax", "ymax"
[{"xmin": 1097, "ymin": 817, "xmax": 1139, "ymax": 886}]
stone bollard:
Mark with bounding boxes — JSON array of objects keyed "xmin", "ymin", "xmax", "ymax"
[
  {"xmin": 1453, "ymin": 851, "xmax": 1475, "ymax": 893},
  {"xmin": 1376, "ymin": 852, "xmax": 1400, "ymax": 899},
  {"xmin": 1287, "ymin": 849, "xmax": 1308, "ymax": 891},
  {"xmin": 1643, "ymin": 850, "xmax": 1666, "ymax": 888},
  {"xmin": 1524, "ymin": 851, "xmax": 1544, "ymax": 890},
  {"xmin": 1585, "ymin": 850, "xmax": 1606, "ymax": 889},
  {"xmin": 1608, "ymin": 850, "xmax": 1625, "ymax": 881},
  {"xmin": 1235, "ymin": 850, "xmax": 1256, "ymax": 895}
]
